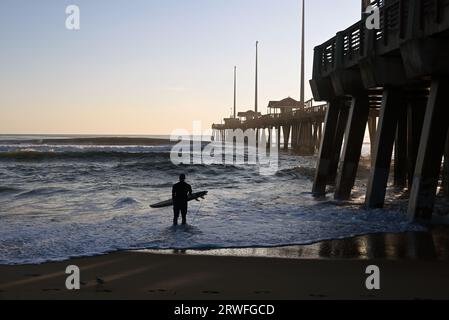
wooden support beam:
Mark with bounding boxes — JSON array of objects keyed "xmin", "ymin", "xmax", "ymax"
[
  {"xmin": 407, "ymin": 100, "xmax": 426, "ymax": 191},
  {"xmin": 317, "ymin": 123, "xmax": 323, "ymax": 151},
  {"xmin": 394, "ymin": 109, "xmax": 408, "ymax": 187},
  {"xmin": 291, "ymin": 125, "xmax": 297, "ymax": 149},
  {"xmin": 368, "ymin": 115, "xmax": 377, "ymax": 163},
  {"xmin": 256, "ymin": 128, "xmax": 259, "ymax": 148},
  {"xmin": 277, "ymin": 126, "xmax": 281, "ymax": 150},
  {"xmin": 300, "ymin": 123, "xmax": 306, "ymax": 152},
  {"xmin": 305, "ymin": 122, "xmax": 310, "ymax": 152},
  {"xmin": 298, "ymin": 122, "xmax": 309, "ymax": 154},
  {"xmin": 312, "ymin": 99, "xmax": 345, "ymax": 196},
  {"xmin": 307, "ymin": 121, "xmax": 314, "ymax": 153},
  {"xmin": 283, "ymin": 125, "xmax": 291, "ymax": 150},
  {"xmin": 267, "ymin": 127, "xmax": 272, "ymax": 149},
  {"xmin": 327, "ymin": 105, "xmax": 349, "ymax": 185},
  {"xmin": 408, "ymin": 79, "xmax": 449, "ymax": 221},
  {"xmin": 335, "ymin": 93, "xmax": 370, "ymax": 200},
  {"xmin": 295, "ymin": 124, "xmax": 298, "ymax": 148},
  {"xmin": 295, "ymin": 125, "xmax": 298, "ymax": 149},
  {"xmin": 366, "ymin": 89, "xmax": 405, "ymax": 208}
]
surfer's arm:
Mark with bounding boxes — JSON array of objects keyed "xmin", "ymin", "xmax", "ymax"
[
  {"xmin": 172, "ymin": 186, "xmax": 176, "ymax": 200},
  {"xmin": 188, "ymin": 185, "xmax": 192, "ymax": 196}
]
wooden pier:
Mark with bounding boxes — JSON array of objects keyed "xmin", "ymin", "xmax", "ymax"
[
  {"xmin": 311, "ymin": 0, "xmax": 449, "ymax": 221},
  {"xmin": 212, "ymin": 98, "xmax": 329, "ymax": 155}
]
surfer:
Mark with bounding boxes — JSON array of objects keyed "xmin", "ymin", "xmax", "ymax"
[{"xmin": 172, "ymin": 174, "xmax": 192, "ymax": 225}]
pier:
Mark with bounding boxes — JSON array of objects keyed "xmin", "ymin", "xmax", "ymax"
[
  {"xmin": 311, "ymin": 0, "xmax": 449, "ymax": 221},
  {"xmin": 212, "ymin": 98, "xmax": 328, "ymax": 155}
]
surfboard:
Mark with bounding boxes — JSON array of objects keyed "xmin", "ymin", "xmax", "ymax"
[{"xmin": 150, "ymin": 191, "xmax": 208, "ymax": 209}]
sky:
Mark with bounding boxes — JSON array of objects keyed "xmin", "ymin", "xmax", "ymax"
[{"xmin": 0, "ymin": 0, "xmax": 361, "ymax": 135}]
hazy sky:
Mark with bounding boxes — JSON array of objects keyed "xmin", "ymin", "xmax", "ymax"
[{"xmin": 0, "ymin": 0, "xmax": 361, "ymax": 135}]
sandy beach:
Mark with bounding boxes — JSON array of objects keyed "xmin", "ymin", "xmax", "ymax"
[{"xmin": 1, "ymin": 227, "xmax": 449, "ymax": 300}]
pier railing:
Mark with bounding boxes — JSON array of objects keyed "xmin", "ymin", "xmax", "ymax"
[
  {"xmin": 212, "ymin": 100, "xmax": 328, "ymax": 130},
  {"xmin": 313, "ymin": 0, "xmax": 449, "ymax": 80}
]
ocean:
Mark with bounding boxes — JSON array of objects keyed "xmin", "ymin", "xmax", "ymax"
[{"xmin": 0, "ymin": 135, "xmax": 424, "ymax": 265}]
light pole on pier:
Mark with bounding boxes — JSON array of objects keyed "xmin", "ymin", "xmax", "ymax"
[
  {"xmin": 234, "ymin": 66, "xmax": 237, "ymax": 119},
  {"xmin": 300, "ymin": 0, "xmax": 305, "ymax": 109},
  {"xmin": 255, "ymin": 41, "xmax": 259, "ymax": 114}
]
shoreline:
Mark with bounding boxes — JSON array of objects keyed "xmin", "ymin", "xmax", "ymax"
[
  {"xmin": 1, "ymin": 227, "xmax": 449, "ymax": 299},
  {"xmin": 140, "ymin": 227, "xmax": 449, "ymax": 261},
  {"xmin": 2, "ymin": 225, "xmax": 449, "ymax": 267}
]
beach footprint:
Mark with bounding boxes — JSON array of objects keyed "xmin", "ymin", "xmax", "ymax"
[
  {"xmin": 96, "ymin": 289, "xmax": 113, "ymax": 293},
  {"xmin": 148, "ymin": 289, "xmax": 176, "ymax": 295},
  {"xmin": 25, "ymin": 274, "xmax": 41, "ymax": 278},
  {"xmin": 254, "ymin": 290, "xmax": 271, "ymax": 295},
  {"xmin": 202, "ymin": 290, "xmax": 220, "ymax": 295}
]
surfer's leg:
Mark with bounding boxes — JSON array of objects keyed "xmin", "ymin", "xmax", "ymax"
[
  {"xmin": 173, "ymin": 206, "xmax": 180, "ymax": 225},
  {"xmin": 181, "ymin": 205, "xmax": 187, "ymax": 225}
]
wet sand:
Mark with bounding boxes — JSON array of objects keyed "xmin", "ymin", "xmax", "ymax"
[{"xmin": 1, "ymin": 227, "xmax": 449, "ymax": 300}]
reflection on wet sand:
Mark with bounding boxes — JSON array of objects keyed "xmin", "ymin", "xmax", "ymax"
[{"xmin": 142, "ymin": 226, "xmax": 449, "ymax": 260}]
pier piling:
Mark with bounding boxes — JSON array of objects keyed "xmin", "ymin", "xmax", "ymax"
[
  {"xmin": 394, "ymin": 104, "xmax": 408, "ymax": 188},
  {"xmin": 408, "ymin": 79, "xmax": 449, "ymax": 221},
  {"xmin": 312, "ymin": 99, "xmax": 344, "ymax": 196},
  {"xmin": 283, "ymin": 126, "xmax": 291, "ymax": 150},
  {"xmin": 327, "ymin": 103, "xmax": 349, "ymax": 186},
  {"xmin": 366, "ymin": 89, "xmax": 405, "ymax": 208},
  {"xmin": 334, "ymin": 93, "xmax": 370, "ymax": 201},
  {"xmin": 407, "ymin": 99, "xmax": 426, "ymax": 191}
]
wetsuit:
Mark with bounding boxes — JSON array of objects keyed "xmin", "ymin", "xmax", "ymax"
[{"xmin": 172, "ymin": 181, "xmax": 192, "ymax": 225}]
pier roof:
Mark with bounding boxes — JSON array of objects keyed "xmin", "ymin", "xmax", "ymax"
[
  {"xmin": 237, "ymin": 110, "xmax": 262, "ymax": 117},
  {"xmin": 267, "ymin": 97, "xmax": 302, "ymax": 109}
]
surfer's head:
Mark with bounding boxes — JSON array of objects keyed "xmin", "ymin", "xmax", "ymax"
[{"xmin": 179, "ymin": 174, "xmax": 186, "ymax": 182}]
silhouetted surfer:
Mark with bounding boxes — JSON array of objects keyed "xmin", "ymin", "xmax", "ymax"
[{"xmin": 172, "ymin": 174, "xmax": 192, "ymax": 225}]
